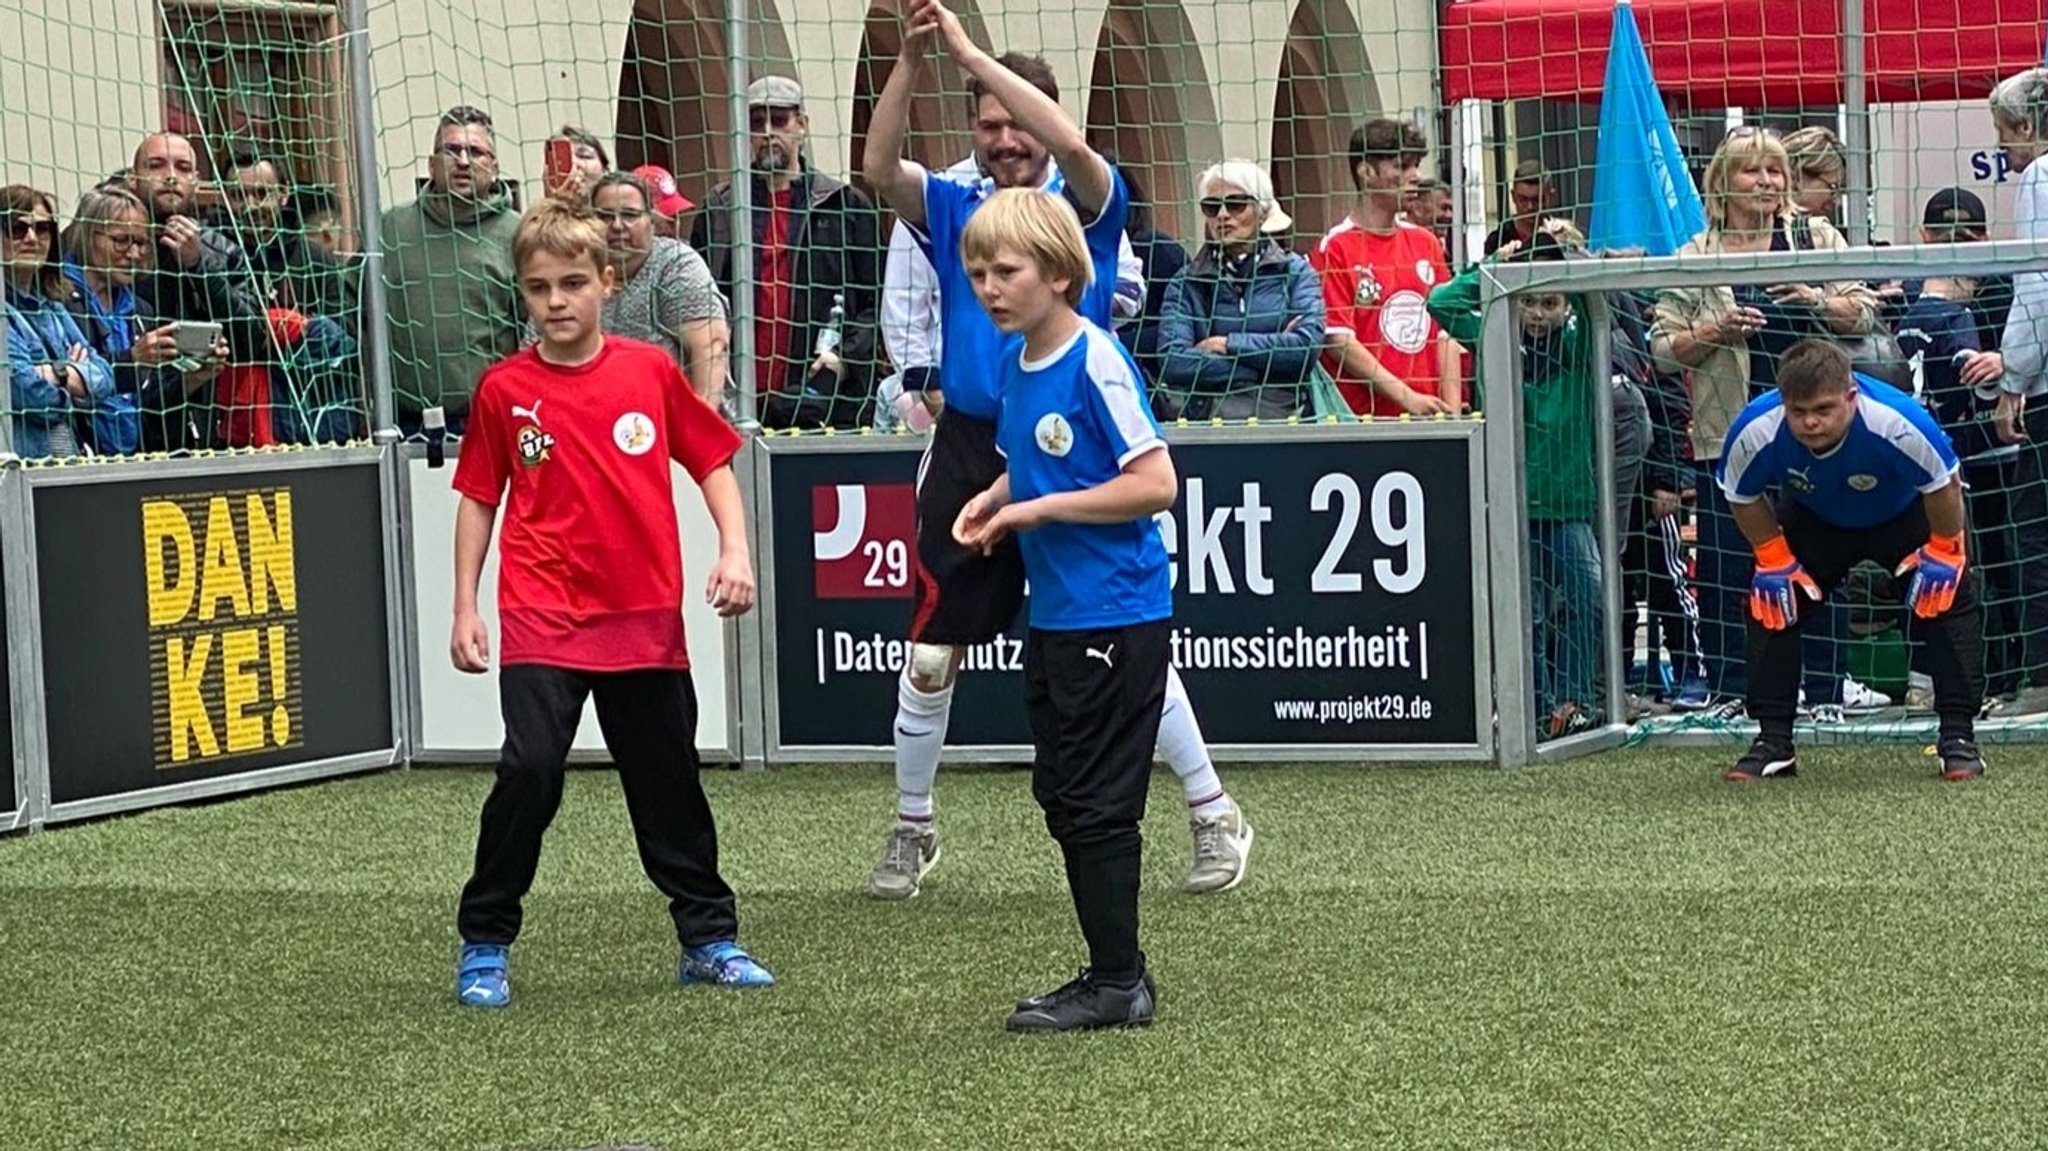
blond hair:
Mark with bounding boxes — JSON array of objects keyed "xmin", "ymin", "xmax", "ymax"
[
  {"xmin": 1701, "ymin": 129, "xmax": 1791, "ymax": 231},
  {"xmin": 958, "ymin": 188, "xmax": 1092, "ymax": 307},
  {"xmin": 1781, "ymin": 125, "xmax": 1846, "ymax": 186},
  {"xmin": 511, "ymin": 198, "xmax": 610, "ymax": 276}
]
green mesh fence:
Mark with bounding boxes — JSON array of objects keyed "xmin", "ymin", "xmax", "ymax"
[
  {"xmin": 7, "ymin": 0, "xmax": 2048, "ymax": 748},
  {"xmin": 0, "ymin": 0, "xmax": 369, "ymax": 458}
]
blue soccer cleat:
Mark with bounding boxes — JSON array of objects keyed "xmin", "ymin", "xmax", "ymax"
[
  {"xmin": 456, "ymin": 942, "xmax": 512, "ymax": 1008},
  {"xmin": 679, "ymin": 940, "xmax": 775, "ymax": 988}
]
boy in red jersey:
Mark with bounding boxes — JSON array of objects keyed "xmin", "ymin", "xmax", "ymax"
[
  {"xmin": 1313, "ymin": 117, "xmax": 1459, "ymax": 418},
  {"xmin": 447, "ymin": 199, "xmax": 771, "ymax": 1008}
]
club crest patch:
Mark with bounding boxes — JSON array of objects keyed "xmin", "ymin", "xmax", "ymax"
[
  {"xmin": 1035, "ymin": 413, "xmax": 1073, "ymax": 457},
  {"xmin": 614, "ymin": 411, "xmax": 655, "ymax": 456}
]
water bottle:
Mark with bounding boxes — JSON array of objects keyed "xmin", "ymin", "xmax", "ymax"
[{"xmin": 814, "ymin": 293, "xmax": 846, "ymax": 359}]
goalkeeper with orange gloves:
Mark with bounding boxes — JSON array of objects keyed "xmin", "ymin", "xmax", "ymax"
[{"xmin": 1714, "ymin": 339, "xmax": 1985, "ymax": 782}]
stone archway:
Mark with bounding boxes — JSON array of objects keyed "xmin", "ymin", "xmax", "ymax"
[
  {"xmin": 1269, "ymin": 0, "xmax": 1379, "ymax": 244},
  {"xmin": 1083, "ymin": 0, "xmax": 1223, "ymax": 243},
  {"xmin": 846, "ymin": 0, "xmax": 992, "ymax": 195},
  {"xmin": 612, "ymin": 0, "xmax": 796, "ymax": 212}
]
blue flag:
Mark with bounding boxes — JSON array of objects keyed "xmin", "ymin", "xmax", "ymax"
[{"xmin": 1588, "ymin": 0, "xmax": 1707, "ymax": 256}]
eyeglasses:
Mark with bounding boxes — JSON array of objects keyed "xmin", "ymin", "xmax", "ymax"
[
  {"xmin": 6, "ymin": 218, "xmax": 55, "ymax": 242},
  {"xmin": 99, "ymin": 231, "xmax": 149, "ymax": 252},
  {"xmin": 436, "ymin": 142, "xmax": 496, "ymax": 163},
  {"xmin": 1723, "ymin": 125, "xmax": 1782, "ymax": 142},
  {"xmin": 748, "ymin": 107, "xmax": 797, "ymax": 131},
  {"xmin": 1200, "ymin": 195, "xmax": 1260, "ymax": 218}
]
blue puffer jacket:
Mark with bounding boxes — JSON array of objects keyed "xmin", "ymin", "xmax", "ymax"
[
  {"xmin": 5, "ymin": 283, "xmax": 115, "ymax": 458},
  {"xmin": 1157, "ymin": 238, "xmax": 1326, "ymax": 420}
]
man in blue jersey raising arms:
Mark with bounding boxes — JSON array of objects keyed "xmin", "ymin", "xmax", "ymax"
[
  {"xmin": 1718, "ymin": 338, "xmax": 1985, "ymax": 782},
  {"xmin": 859, "ymin": 0, "xmax": 1251, "ymax": 899}
]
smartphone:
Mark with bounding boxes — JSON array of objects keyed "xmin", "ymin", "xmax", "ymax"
[
  {"xmin": 171, "ymin": 320, "xmax": 223, "ymax": 358},
  {"xmin": 544, "ymin": 138, "xmax": 576, "ymax": 194}
]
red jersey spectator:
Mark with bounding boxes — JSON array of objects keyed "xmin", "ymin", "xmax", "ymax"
[{"xmin": 1313, "ymin": 117, "xmax": 1457, "ymax": 417}]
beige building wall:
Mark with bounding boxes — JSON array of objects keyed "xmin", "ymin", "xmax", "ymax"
[
  {"xmin": 0, "ymin": 0, "xmax": 163, "ymax": 212},
  {"xmin": 3, "ymin": 0, "xmax": 1439, "ymax": 240}
]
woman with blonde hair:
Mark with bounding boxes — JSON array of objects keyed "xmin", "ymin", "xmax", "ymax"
[
  {"xmin": 1650, "ymin": 128, "xmax": 1879, "ymax": 715},
  {"xmin": 1781, "ymin": 125, "xmax": 1847, "ymax": 220},
  {"xmin": 58, "ymin": 186, "xmax": 226, "ymax": 455}
]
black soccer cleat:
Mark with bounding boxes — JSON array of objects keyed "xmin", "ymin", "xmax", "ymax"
[
  {"xmin": 1005, "ymin": 968, "xmax": 1155, "ymax": 1033},
  {"xmin": 1726, "ymin": 736, "xmax": 1798, "ymax": 782},
  {"xmin": 1937, "ymin": 737, "xmax": 1985, "ymax": 782}
]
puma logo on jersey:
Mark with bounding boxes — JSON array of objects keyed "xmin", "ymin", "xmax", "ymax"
[
  {"xmin": 1085, "ymin": 645, "xmax": 1115, "ymax": 668},
  {"xmin": 512, "ymin": 399, "xmax": 543, "ymax": 426}
]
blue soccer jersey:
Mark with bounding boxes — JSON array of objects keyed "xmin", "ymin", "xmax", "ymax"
[
  {"xmin": 1718, "ymin": 375, "xmax": 1960, "ymax": 529},
  {"xmin": 996, "ymin": 322, "xmax": 1172, "ymax": 630},
  {"xmin": 915, "ymin": 164, "xmax": 1129, "ymax": 421}
]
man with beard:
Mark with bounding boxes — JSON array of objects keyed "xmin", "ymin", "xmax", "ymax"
[
  {"xmin": 221, "ymin": 151, "xmax": 357, "ymax": 335},
  {"xmin": 859, "ymin": 0, "xmax": 1250, "ymax": 905},
  {"xmin": 691, "ymin": 76, "xmax": 881, "ymax": 429},
  {"xmin": 381, "ymin": 104, "xmax": 524, "ymax": 438},
  {"xmin": 217, "ymin": 151, "xmax": 364, "ymax": 443},
  {"xmin": 126, "ymin": 132, "xmax": 272, "ymax": 451}
]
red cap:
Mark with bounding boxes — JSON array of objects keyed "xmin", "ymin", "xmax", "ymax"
[{"xmin": 632, "ymin": 164, "xmax": 694, "ymax": 217}]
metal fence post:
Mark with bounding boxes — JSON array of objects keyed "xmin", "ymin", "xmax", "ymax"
[
  {"xmin": 344, "ymin": 0, "xmax": 414, "ymax": 766},
  {"xmin": 1480, "ymin": 278, "xmax": 1534, "ymax": 767},
  {"xmin": 726, "ymin": 0, "xmax": 758, "ymax": 431}
]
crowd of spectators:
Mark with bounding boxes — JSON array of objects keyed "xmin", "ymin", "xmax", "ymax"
[{"xmin": 9, "ymin": 66, "xmax": 2045, "ymax": 728}]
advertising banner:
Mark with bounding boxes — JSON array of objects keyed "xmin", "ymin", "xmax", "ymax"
[
  {"xmin": 761, "ymin": 427, "xmax": 1485, "ymax": 758},
  {"xmin": 33, "ymin": 460, "xmax": 393, "ymax": 805}
]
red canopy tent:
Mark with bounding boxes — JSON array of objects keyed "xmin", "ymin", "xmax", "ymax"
[{"xmin": 1440, "ymin": 0, "xmax": 2048, "ymax": 107}]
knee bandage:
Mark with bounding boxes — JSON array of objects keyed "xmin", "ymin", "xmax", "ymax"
[{"xmin": 909, "ymin": 642, "xmax": 957, "ymax": 686}]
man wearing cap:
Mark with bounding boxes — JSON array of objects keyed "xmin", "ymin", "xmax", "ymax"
[
  {"xmin": 633, "ymin": 164, "xmax": 696, "ymax": 241},
  {"xmin": 1916, "ymin": 187, "xmax": 2013, "ymax": 352},
  {"xmin": 690, "ymin": 75, "xmax": 881, "ymax": 430}
]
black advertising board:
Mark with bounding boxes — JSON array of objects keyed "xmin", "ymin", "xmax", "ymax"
[
  {"xmin": 33, "ymin": 460, "xmax": 393, "ymax": 805},
  {"xmin": 0, "ymin": 507, "xmax": 13, "ymax": 819},
  {"xmin": 763, "ymin": 429, "xmax": 1481, "ymax": 753}
]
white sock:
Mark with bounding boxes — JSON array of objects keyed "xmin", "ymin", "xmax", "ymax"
[
  {"xmin": 1158, "ymin": 665, "xmax": 1230, "ymax": 820},
  {"xmin": 893, "ymin": 669, "xmax": 953, "ymax": 823}
]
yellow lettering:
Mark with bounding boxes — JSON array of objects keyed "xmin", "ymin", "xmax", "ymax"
[
  {"xmin": 164, "ymin": 633, "xmax": 219, "ymax": 763},
  {"xmin": 244, "ymin": 491, "xmax": 296, "ymax": 616},
  {"xmin": 197, "ymin": 496, "xmax": 251, "ymax": 623},
  {"xmin": 142, "ymin": 501, "xmax": 196, "ymax": 627},
  {"xmin": 266, "ymin": 624, "xmax": 291, "ymax": 746},
  {"xmin": 221, "ymin": 628, "xmax": 265, "ymax": 753}
]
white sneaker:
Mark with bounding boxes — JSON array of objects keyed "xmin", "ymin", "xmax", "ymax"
[
  {"xmin": 1842, "ymin": 675, "xmax": 1893, "ymax": 713},
  {"xmin": 1184, "ymin": 798, "xmax": 1253, "ymax": 895}
]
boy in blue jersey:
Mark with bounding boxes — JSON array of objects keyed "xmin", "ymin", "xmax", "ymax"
[
  {"xmin": 858, "ymin": 0, "xmax": 1249, "ymax": 902},
  {"xmin": 1717, "ymin": 339, "xmax": 1985, "ymax": 781},
  {"xmin": 953, "ymin": 188, "xmax": 1177, "ymax": 1032}
]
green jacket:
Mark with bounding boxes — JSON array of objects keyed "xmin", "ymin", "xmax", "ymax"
[
  {"xmin": 381, "ymin": 186, "xmax": 524, "ymax": 420},
  {"xmin": 1428, "ymin": 262, "xmax": 1597, "ymax": 522}
]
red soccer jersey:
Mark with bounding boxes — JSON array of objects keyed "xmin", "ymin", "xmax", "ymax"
[
  {"xmin": 453, "ymin": 336, "xmax": 740, "ymax": 672},
  {"xmin": 1312, "ymin": 216, "xmax": 1450, "ymax": 417}
]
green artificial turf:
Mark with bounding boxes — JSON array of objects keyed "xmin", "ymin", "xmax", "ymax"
[{"xmin": 3, "ymin": 748, "xmax": 2046, "ymax": 1150}]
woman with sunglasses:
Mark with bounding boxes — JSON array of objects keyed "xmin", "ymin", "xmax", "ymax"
[
  {"xmin": 1650, "ymin": 129, "xmax": 1880, "ymax": 718},
  {"xmin": 3, "ymin": 186, "xmax": 113, "ymax": 458},
  {"xmin": 57, "ymin": 186, "xmax": 225, "ymax": 455},
  {"xmin": 1155, "ymin": 160, "xmax": 1325, "ymax": 420}
]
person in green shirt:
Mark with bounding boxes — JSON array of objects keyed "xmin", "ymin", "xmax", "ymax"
[{"xmin": 1429, "ymin": 220, "xmax": 1601, "ymax": 737}]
